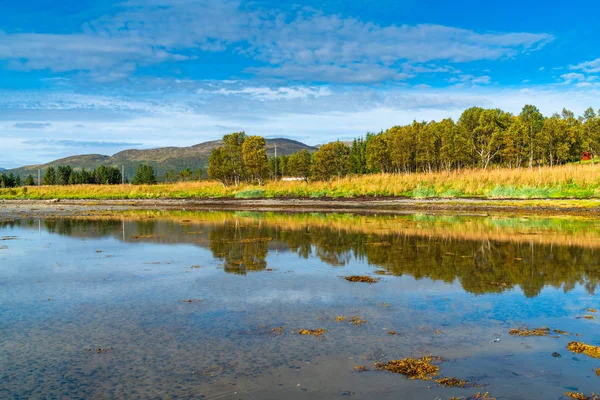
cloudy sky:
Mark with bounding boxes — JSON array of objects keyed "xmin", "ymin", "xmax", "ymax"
[{"xmin": 1, "ymin": 0, "xmax": 599, "ymax": 168}]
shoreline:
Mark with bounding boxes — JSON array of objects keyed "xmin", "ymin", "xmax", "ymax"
[{"xmin": 2, "ymin": 197, "xmax": 600, "ymax": 219}]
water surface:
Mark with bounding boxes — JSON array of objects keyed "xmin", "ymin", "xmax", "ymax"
[{"xmin": 1, "ymin": 212, "xmax": 599, "ymax": 399}]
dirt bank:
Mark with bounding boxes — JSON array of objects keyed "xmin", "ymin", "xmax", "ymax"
[{"xmin": 2, "ymin": 198, "xmax": 600, "ymax": 221}]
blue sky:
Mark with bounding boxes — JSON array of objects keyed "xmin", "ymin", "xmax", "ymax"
[{"xmin": 1, "ymin": 0, "xmax": 599, "ymax": 168}]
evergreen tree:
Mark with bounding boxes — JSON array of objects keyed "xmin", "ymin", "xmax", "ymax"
[
  {"xmin": 132, "ymin": 164, "xmax": 156, "ymax": 185},
  {"xmin": 43, "ymin": 167, "xmax": 57, "ymax": 185},
  {"xmin": 24, "ymin": 175, "xmax": 35, "ymax": 186}
]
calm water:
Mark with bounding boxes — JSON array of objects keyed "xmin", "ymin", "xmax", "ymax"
[{"xmin": 1, "ymin": 211, "xmax": 599, "ymax": 399}]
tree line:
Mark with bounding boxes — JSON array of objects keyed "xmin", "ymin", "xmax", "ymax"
[
  {"xmin": 207, "ymin": 105, "xmax": 600, "ymax": 185},
  {"xmin": 2, "ymin": 164, "xmax": 162, "ymax": 187}
]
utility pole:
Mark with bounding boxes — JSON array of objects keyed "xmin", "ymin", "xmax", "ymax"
[
  {"xmin": 38, "ymin": 169, "xmax": 41, "ymax": 186},
  {"xmin": 122, "ymin": 165, "xmax": 125, "ymax": 184},
  {"xmin": 274, "ymin": 143, "xmax": 277, "ymax": 180}
]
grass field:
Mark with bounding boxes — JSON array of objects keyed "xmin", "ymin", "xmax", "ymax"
[{"xmin": 2, "ymin": 163, "xmax": 600, "ymax": 200}]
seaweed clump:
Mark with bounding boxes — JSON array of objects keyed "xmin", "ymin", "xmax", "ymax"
[
  {"xmin": 435, "ymin": 377, "xmax": 470, "ymax": 387},
  {"xmin": 595, "ymin": 367, "xmax": 600, "ymax": 377},
  {"xmin": 353, "ymin": 365, "xmax": 368, "ymax": 372},
  {"xmin": 375, "ymin": 356, "xmax": 439, "ymax": 380},
  {"xmin": 509, "ymin": 326, "xmax": 550, "ymax": 337},
  {"xmin": 567, "ymin": 342, "xmax": 600, "ymax": 359},
  {"xmin": 564, "ymin": 392, "xmax": 599, "ymax": 400},
  {"xmin": 344, "ymin": 276, "xmax": 380, "ymax": 284},
  {"xmin": 350, "ymin": 316, "xmax": 367, "ymax": 326},
  {"xmin": 298, "ymin": 329, "xmax": 325, "ymax": 337}
]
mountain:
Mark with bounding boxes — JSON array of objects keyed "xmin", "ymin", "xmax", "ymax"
[
  {"xmin": 0, "ymin": 168, "xmax": 6, "ymax": 172},
  {"xmin": 8, "ymin": 138, "xmax": 317, "ymax": 181}
]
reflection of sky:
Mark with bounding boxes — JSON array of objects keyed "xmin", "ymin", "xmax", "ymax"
[{"xmin": 1, "ymin": 220, "xmax": 600, "ymax": 398}]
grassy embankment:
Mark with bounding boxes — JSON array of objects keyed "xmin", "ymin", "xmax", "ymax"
[{"xmin": 2, "ymin": 163, "xmax": 600, "ymax": 200}]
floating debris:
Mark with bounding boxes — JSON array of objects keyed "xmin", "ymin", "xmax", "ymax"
[
  {"xmin": 344, "ymin": 276, "xmax": 380, "ymax": 284},
  {"xmin": 270, "ymin": 326, "xmax": 286, "ymax": 335},
  {"xmin": 435, "ymin": 377, "xmax": 470, "ymax": 388},
  {"xmin": 375, "ymin": 356, "xmax": 439, "ymax": 380},
  {"xmin": 583, "ymin": 315, "xmax": 595, "ymax": 320},
  {"xmin": 388, "ymin": 331, "xmax": 397, "ymax": 335},
  {"xmin": 552, "ymin": 352, "xmax": 562, "ymax": 358},
  {"xmin": 88, "ymin": 347, "xmax": 112, "ymax": 354},
  {"xmin": 335, "ymin": 316, "xmax": 347, "ymax": 322},
  {"xmin": 181, "ymin": 299, "xmax": 204, "ymax": 303},
  {"xmin": 350, "ymin": 316, "xmax": 367, "ymax": 326},
  {"xmin": 585, "ymin": 308, "xmax": 598, "ymax": 313},
  {"xmin": 95, "ymin": 250, "xmax": 103, "ymax": 253},
  {"xmin": 554, "ymin": 329, "xmax": 570, "ymax": 335},
  {"xmin": 266, "ymin": 268, "xmax": 276, "ymax": 272},
  {"xmin": 353, "ymin": 365, "xmax": 368, "ymax": 372},
  {"xmin": 564, "ymin": 392, "xmax": 600, "ymax": 400},
  {"xmin": 376, "ymin": 302, "xmax": 392, "ymax": 307},
  {"xmin": 466, "ymin": 393, "xmax": 496, "ymax": 400},
  {"xmin": 509, "ymin": 326, "xmax": 550, "ymax": 337},
  {"xmin": 298, "ymin": 329, "xmax": 325, "ymax": 337},
  {"xmin": 567, "ymin": 342, "xmax": 600, "ymax": 359},
  {"xmin": 189, "ymin": 265, "xmax": 202, "ymax": 269},
  {"xmin": 595, "ymin": 367, "xmax": 600, "ymax": 377}
]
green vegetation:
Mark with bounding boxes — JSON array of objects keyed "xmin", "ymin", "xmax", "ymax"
[{"xmin": 132, "ymin": 164, "xmax": 156, "ymax": 185}]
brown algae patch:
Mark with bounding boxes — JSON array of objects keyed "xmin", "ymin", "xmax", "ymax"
[
  {"xmin": 567, "ymin": 342, "xmax": 600, "ymax": 359},
  {"xmin": 585, "ymin": 308, "xmax": 598, "ymax": 313},
  {"xmin": 298, "ymin": 329, "xmax": 325, "ymax": 337},
  {"xmin": 350, "ymin": 316, "xmax": 367, "ymax": 326},
  {"xmin": 554, "ymin": 329, "xmax": 570, "ymax": 335},
  {"xmin": 435, "ymin": 377, "xmax": 470, "ymax": 388},
  {"xmin": 353, "ymin": 365, "xmax": 368, "ymax": 373},
  {"xmin": 344, "ymin": 275, "xmax": 380, "ymax": 284},
  {"xmin": 595, "ymin": 367, "xmax": 600, "ymax": 377},
  {"xmin": 509, "ymin": 326, "xmax": 550, "ymax": 336},
  {"xmin": 375, "ymin": 356, "xmax": 439, "ymax": 380},
  {"xmin": 335, "ymin": 315, "xmax": 347, "ymax": 322},
  {"xmin": 564, "ymin": 392, "xmax": 600, "ymax": 400}
]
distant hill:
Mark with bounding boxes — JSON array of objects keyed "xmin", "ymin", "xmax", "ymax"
[
  {"xmin": 0, "ymin": 167, "xmax": 6, "ymax": 172},
  {"xmin": 8, "ymin": 138, "xmax": 317, "ymax": 181}
]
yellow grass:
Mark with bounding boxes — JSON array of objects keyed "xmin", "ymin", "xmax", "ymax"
[{"xmin": 2, "ymin": 163, "xmax": 600, "ymax": 200}]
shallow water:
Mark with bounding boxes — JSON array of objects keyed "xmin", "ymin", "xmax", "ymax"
[{"xmin": 1, "ymin": 211, "xmax": 599, "ymax": 399}]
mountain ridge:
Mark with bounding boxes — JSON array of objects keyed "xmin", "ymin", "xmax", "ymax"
[{"xmin": 8, "ymin": 138, "xmax": 317, "ymax": 180}]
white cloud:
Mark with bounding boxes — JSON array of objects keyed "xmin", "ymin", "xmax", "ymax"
[
  {"xmin": 449, "ymin": 74, "xmax": 492, "ymax": 86},
  {"xmin": 0, "ymin": 0, "xmax": 554, "ymax": 84},
  {"xmin": 3, "ymin": 83, "xmax": 600, "ymax": 167},
  {"xmin": 571, "ymin": 58, "xmax": 600, "ymax": 73}
]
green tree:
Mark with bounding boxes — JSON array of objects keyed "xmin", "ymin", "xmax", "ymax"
[
  {"xmin": 24, "ymin": 175, "xmax": 35, "ymax": 186},
  {"xmin": 311, "ymin": 141, "xmax": 350, "ymax": 181},
  {"xmin": 287, "ymin": 149, "xmax": 312, "ymax": 182},
  {"xmin": 43, "ymin": 167, "xmax": 57, "ymax": 185},
  {"xmin": 208, "ymin": 146, "xmax": 229, "ymax": 185},
  {"xmin": 223, "ymin": 131, "xmax": 246, "ymax": 186},
  {"xmin": 56, "ymin": 165, "xmax": 72, "ymax": 185},
  {"xmin": 365, "ymin": 133, "xmax": 391, "ymax": 173},
  {"xmin": 349, "ymin": 137, "xmax": 367, "ymax": 174},
  {"xmin": 132, "ymin": 164, "xmax": 156, "ymax": 185},
  {"xmin": 178, "ymin": 168, "xmax": 193, "ymax": 182},
  {"xmin": 242, "ymin": 135, "xmax": 269, "ymax": 185},
  {"xmin": 519, "ymin": 105, "xmax": 545, "ymax": 168}
]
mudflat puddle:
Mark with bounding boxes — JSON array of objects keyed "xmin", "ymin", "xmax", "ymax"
[{"xmin": 1, "ymin": 211, "xmax": 599, "ymax": 399}]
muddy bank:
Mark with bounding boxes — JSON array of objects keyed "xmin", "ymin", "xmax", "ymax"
[{"xmin": 2, "ymin": 198, "xmax": 600, "ymax": 220}]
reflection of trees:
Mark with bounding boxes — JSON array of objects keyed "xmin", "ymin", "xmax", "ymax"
[
  {"xmin": 209, "ymin": 220, "xmax": 268, "ymax": 275},
  {"xmin": 7, "ymin": 214, "xmax": 600, "ymax": 296}
]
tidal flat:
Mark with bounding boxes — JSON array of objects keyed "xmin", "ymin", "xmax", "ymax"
[{"xmin": 1, "ymin": 210, "xmax": 599, "ymax": 399}]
